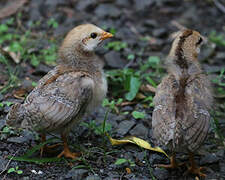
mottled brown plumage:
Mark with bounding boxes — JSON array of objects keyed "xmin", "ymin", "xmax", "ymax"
[
  {"xmin": 152, "ymin": 29, "xmax": 213, "ymax": 177},
  {"xmin": 6, "ymin": 24, "xmax": 113, "ymax": 159}
]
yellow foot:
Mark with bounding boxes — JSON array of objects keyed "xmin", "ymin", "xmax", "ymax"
[
  {"xmin": 39, "ymin": 134, "xmax": 62, "ymax": 157},
  {"xmin": 57, "ymin": 133, "xmax": 81, "ymax": 159},
  {"xmin": 47, "ymin": 143, "xmax": 62, "ymax": 149},
  {"xmin": 157, "ymin": 155, "xmax": 185, "ymax": 169},
  {"xmin": 185, "ymin": 166, "xmax": 206, "ymax": 177},
  {"xmin": 157, "ymin": 162, "xmax": 185, "ymax": 169},
  {"xmin": 57, "ymin": 149, "xmax": 81, "ymax": 159},
  {"xmin": 186, "ymin": 152, "xmax": 207, "ymax": 177}
]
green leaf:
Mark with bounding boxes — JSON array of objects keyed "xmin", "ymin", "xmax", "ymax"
[
  {"xmin": 2, "ymin": 126, "xmax": 10, "ymax": 133},
  {"xmin": 128, "ymin": 160, "xmax": 136, "ymax": 167},
  {"xmin": 148, "ymin": 56, "xmax": 160, "ymax": 64},
  {"xmin": 31, "ymin": 54, "xmax": 40, "ymax": 67},
  {"xmin": 10, "ymin": 42, "xmax": 23, "ymax": 52},
  {"xmin": 4, "ymin": 101, "xmax": 13, "ymax": 106},
  {"xmin": 149, "ymin": 102, "xmax": 154, "ymax": 107},
  {"xmin": 72, "ymin": 165, "xmax": 87, "ymax": 170},
  {"xmin": 23, "ymin": 137, "xmax": 59, "ymax": 157},
  {"xmin": 145, "ymin": 76, "xmax": 157, "ymax": 88},
  {"xmin": 4, "ymin": 34, "xmax": 13, "ymax": 41},
  {"xmin": 17, "ymin": 170, "xmax": 23, "ymax": 174},
  {"xmin": 102, "ymin": 98, "xmax": 110, "ymax": 107},
  {"xmin": 0, "ymin": 24, "xmax": 8, "ymax": 33},
  {"xmin": 132, "ymin": 111, "xmax": 146, "ymax": 119},
  {"xmin": 6, "ymin": 18, "xmax": 14, "ymax": 25},
  {"xmin": 148, "ymin": 56, "xmax": 160, "ymax": 68},
  {"xmin": 116, "ymin": 98, "xmax": 123, "ymax": 105},
  {"xmin": 209, "ymin": 31, "xmax": 225, "ymax": 47},
  {"xmin": 80, "ymin": 122, "xmax": 89, "ymax": 128},
  {"xmin": 103, "ymin": 123, "xmax": 112, "ymax": 133},
  {"xmin": 94, "ymin": 123, "xmax": 112, "ymax": 135},
  {"xmin": 109, "ymin": 27, "xmax": 116, "ymax": 35},
  {"xmin": 105, "ymin": 41, "xmax": 127, "ymax": 51},
  {"xmin": 124, "ymin": 74, "xmax": 131, "ymax": 91},
  {"xmin": 127, "ymin": 54, "xmax": 135, "ymax": 61},
  {"xmin": 7, "ymin": 168, "xmax": 15, "ymax": 173},
  {"xmin": 125, "ymin": 76, "xmax": 141, "ymax": 101},
  {"xmin": 47, "ymin": 18, "xmax": 58, "ymax": 28},
  {"xmin": 32, "ymin": 81, "xmax": 37, "ymax": 87},
  {"xmin": 115, "ymin": 158, "xmax": 127, "ymax": 165},
  {"xmin": 45, "ymin": 54, "xmax": 56, "ymax": 63},
  {"xmin": 8, "ymin": 156, "xmax": 61, "ymax": 164}
]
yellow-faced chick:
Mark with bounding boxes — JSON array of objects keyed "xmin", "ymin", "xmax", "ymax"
[{"xmin": 6, "ymin": 24, "xmax": 113, "ymax": 159}]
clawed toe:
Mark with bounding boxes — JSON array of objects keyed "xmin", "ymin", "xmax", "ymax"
[
  {"xmin": 57, "ymin": 150, "xmax": 81, "ymax": 159},
  {"xmin": 40, "ymin": 143, "xmax": 62, "ymax": 157},
  {"xmin": 185, "ymin": 166, "xmax": 206, "ymax": 177},
  {"xmin": 157, "ymin": 154, "xmax": 185, "ymax": 169},
  {"xmin": 57, "ymin": 134, "xmax": 81, "ymax": 159},
  {"xmin": 157, "ymin": 162, "xmax": 185, "ymax": 169},
  {"xmin": 185, "ymin": 153, "xmax": 207, "ymax": 177}
]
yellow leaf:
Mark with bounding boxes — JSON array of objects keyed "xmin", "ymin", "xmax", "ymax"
[{"xmin": 107, "ymin": 134, "xmax": 169, "ymax": 158}]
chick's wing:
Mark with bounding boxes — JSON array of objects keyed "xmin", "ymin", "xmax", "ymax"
[
  {"xmin": 24, "ymin": 66, "xmax": 94, "ymax": 132},
  {"xmin": 183, "ymin": 74, "xmax": 212, "ymax": 151},
  {"xmin": 152, "ymin": 75, "xmax": 178, "ymax": 146}
]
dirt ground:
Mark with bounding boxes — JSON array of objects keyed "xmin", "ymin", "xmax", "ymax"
[{"xmin": 0, "ymin": 0, "xmax": 225, "ymax": 180}]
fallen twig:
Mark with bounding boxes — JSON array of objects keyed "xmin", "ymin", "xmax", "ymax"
[
  {"xmin": 0, "ymin": 47, "xmax": 16, "ymax": 65},
  {"xmin": 117, "ymin": 101, "xmax": 137, "ymax": 107},
  {"xmin": 171, "ymin": 20, "xmax": 187, "ymax": 30},
  {"xmin": 214, "ymin": 0, "xmax": 225, "ymax": 14},
  {"xmin": 140, "ymin": 84, "xmax": 156, "ymax": 93},
  {"xmin": 0, "ymin": 150, "xmax": 19, "ymax": 179},
  {"xmin": 0, "ymin": 0, "xmax": 27, "ymax": 19}
]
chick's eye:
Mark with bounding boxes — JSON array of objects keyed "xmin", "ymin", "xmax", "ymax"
[
  {"xmin": 196, "ymin": 37, "xmax": 203, "ymax": 46},
  {"xmin": 90, "ymin": 33, "xmax": 97, "ymax": 39}
]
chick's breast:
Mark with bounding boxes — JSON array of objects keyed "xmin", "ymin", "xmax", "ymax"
[{"xmin": 22, "ymin": 66, "xmax": 94, "ymax": 133}]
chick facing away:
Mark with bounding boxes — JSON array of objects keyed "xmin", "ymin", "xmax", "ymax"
[{"xmin": 152, "ymin": 29, "xmax": 213, "ymax": 177}]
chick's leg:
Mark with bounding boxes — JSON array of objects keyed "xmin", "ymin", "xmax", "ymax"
[
  {"xmin": 186, "ymin": 152, "xmax": 206, "ymax": 177},
  {"xmin": 57, "ymin": 134, "xmax": 80, "ymax": 159},
  {"xmin": 40, "ymin": 133, "xmax": 46, "ymax": 157},
  {"xmin": 40, "ymin": 133, "xmax": 62, "ymax": 156},
  {"xmin": 157, "ymin": 153, "xmax": 184, "ymax": 169}
]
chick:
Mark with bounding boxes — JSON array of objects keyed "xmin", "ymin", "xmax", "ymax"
[
  {"xmin": 152, "ymin": 29, "xmax": 213, "ymax": 177},
  {"xmin": 6, "ymin": 24, "xmax": 113, "ymax": 159}
]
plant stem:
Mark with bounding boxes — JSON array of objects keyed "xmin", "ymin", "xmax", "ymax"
[{"xmin": 102, "ymin": 108, "xmax": 110, "ymax": 135}]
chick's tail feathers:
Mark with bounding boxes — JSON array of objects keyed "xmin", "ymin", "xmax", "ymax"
[{"xmin": 6, "ymin": 103, "xmax": 25, "ymax": 128}]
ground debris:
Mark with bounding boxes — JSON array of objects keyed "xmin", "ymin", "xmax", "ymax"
[{"xmin": 0, "ymin": 0, "xmax": 27, "ymax": 19}]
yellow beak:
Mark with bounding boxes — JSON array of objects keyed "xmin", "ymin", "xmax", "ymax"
[{"xmin": 100, "ymin": 31, "xmax": 113, "ymax": 41}]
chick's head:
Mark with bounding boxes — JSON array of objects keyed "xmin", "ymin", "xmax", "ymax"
[
  {"xmin": 60, "ymin": 24, "xmax": 113, "ymax": 53},
  {"xmin": 172, "ymin": 29, "xmax": 206, "ymax": 60}
]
